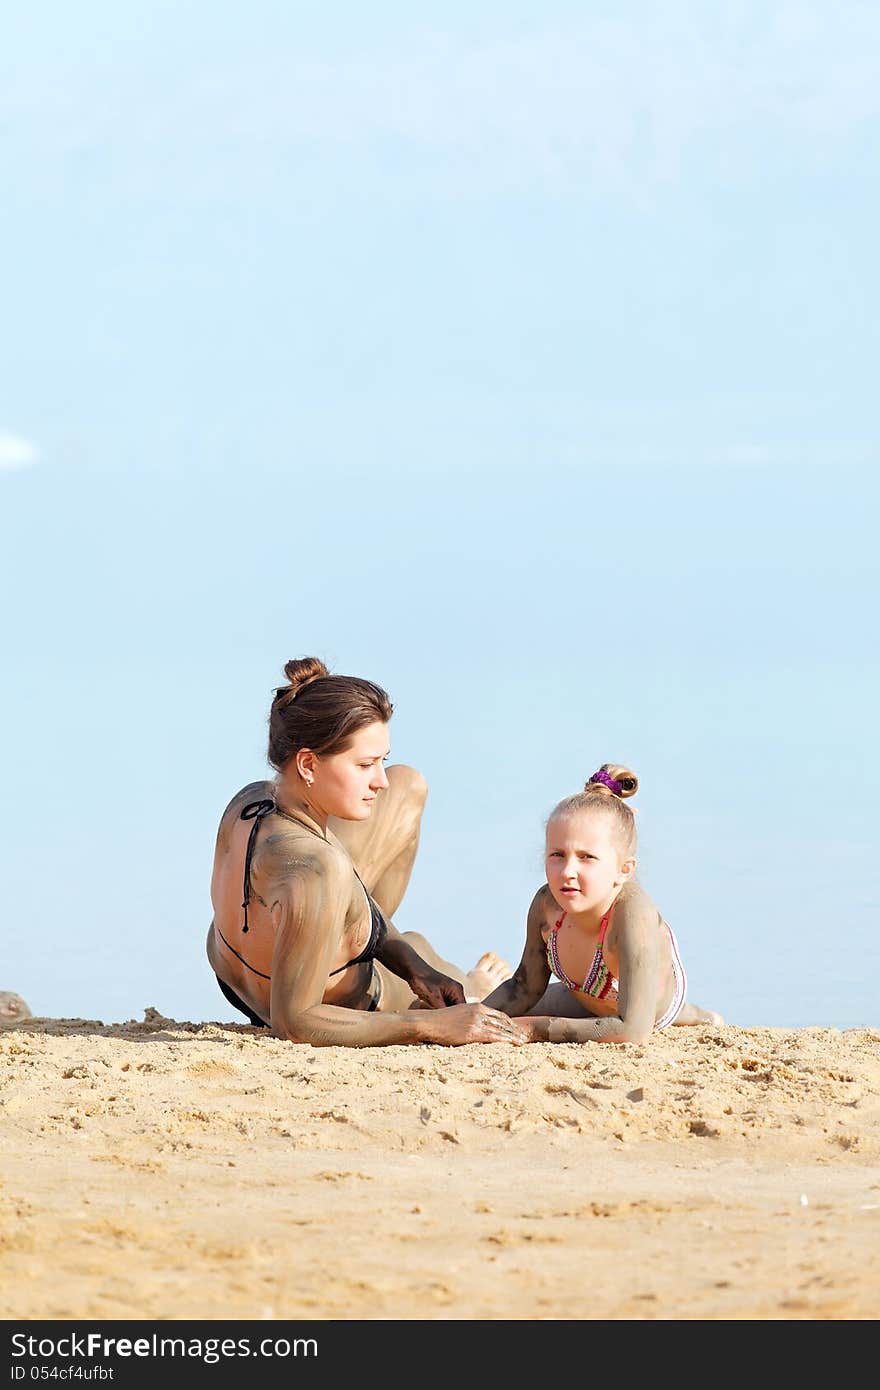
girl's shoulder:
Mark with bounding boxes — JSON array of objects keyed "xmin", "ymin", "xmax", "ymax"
[
  {"xmin": 529, "ymin": 883, "xmax": 561, "ymax": 933},
  {"xmin": 610, "ymin": 880, "xmax": 664, "ymax": 936}
]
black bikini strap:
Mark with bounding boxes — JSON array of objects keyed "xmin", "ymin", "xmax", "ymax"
[{"xmin": 240, "ymin": 799, "xmax": 276, "ymax": 933}]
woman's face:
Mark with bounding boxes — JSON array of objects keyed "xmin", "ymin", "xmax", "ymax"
[
  {"xmin": 311, "ymin": 720, "xmax": 391, "ymax": 821},
  {"xmin": 544, "ymin": 810, "xmax": 634, "ymax": 915}
]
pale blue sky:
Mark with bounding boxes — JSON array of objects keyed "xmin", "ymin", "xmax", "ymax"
[{"xmin": 2, "ymin": 2, "xmax": 878, "ymax": 1030}]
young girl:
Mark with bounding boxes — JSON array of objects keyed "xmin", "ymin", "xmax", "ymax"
[{"xmin": 484, "ymin": 765, "xmax": 723, "ymax": 1043}]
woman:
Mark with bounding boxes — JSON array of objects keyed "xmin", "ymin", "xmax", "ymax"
[
  {"xmin": 483, "ymin": 765, "xmax": 724, "ymax": 1043},
  {"xmin": 207, "ymin": 657, "xmax": 524, "ymax": 1046}
]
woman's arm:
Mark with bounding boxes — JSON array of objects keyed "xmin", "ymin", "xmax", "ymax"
[
  {"xmin": 375, "ymin": 918, "xmax": 467, "ymax": 1007},
  {"xmin": 265, "ymin": 840, "xmax": 524, "ymax": 1047},
  {"xmin": 481, "ymin": 887, "xmax": 553, "ymax": 1016}
]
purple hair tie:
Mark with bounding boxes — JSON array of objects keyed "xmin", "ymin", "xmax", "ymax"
[{"xmin": 588, "ymin": 769, "xmax": 623, "ymax": 796}]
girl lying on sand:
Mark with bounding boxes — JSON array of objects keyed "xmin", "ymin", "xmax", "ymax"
[{"xmin": 486, "ymin": 766, "xmax": 724, "ymax": 1044}]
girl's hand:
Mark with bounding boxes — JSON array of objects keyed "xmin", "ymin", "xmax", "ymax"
[{"xmin": 505, "ymin": 1015, "xmax": 551, "ymax": 1043}]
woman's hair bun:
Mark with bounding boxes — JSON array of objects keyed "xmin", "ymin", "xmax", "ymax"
[
  {"xmin": 266, "ymin": 657, "xmax": 394, "ymax": 770},
  {"xmin": 584, "ymin": 764, "xmax": 638, "ymax": 799},
  {"xmin": 275, "ymin": 656, "xmax": 330, "ymax": 707}
]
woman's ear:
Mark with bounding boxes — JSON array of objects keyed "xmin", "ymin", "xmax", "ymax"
[{"xmin": 295, "ymin": 749, "xmax": 317, "ymax": 785}]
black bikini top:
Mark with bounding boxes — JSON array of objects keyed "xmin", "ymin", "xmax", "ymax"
[{"xmin": 239, "ymin": 798, "xmax": 385, "ymax": 976}]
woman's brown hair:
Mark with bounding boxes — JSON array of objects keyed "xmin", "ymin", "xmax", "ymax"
[{"xmin": 267, "ymin": 657, "xmax": 394, "ymax": 771}]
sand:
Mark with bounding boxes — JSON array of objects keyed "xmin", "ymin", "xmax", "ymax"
[{"xmin": 2, "ymin": 1011, "xmax": 879, "ymax": 1322}]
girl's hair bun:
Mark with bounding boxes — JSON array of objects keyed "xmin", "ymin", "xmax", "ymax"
[
  {"xmin": 584, "ymin": 764, "xmax": 638, "ymax": 799},
  {"xmin": 548, "ymin": 763, "xmax": 639, "ymax": 855}
]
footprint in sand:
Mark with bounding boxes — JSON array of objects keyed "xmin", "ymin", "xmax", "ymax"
[{"xmin": 0, "ymin": 992, "xmax": 32, "ymax": 1028}]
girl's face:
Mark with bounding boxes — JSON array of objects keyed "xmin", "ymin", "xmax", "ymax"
[
  {"xmin": 306, "ymin": 720, "xmax": 391, "ymax": 821},
  {"xmin": 544, "ymin": 810, "xmax": 635, "ymax": 916}
]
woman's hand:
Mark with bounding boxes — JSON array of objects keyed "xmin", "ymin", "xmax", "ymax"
[
  {"xmin": 407, "ymin": 966, "xmax": 467, "ymax": 1009},
  {"xmin": 424, "ymin": 1003, "xmax": 529, "ymax": 1046},
  {"xmin": 375, "ymin": 930, "xmax": 467, "ymax": 1007}
]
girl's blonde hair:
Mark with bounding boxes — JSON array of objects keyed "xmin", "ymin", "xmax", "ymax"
[{"xmin": 547, "ymin": 763, "xmax": 639, "ymax": 856}]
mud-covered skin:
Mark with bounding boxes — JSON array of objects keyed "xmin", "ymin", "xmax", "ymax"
[
  {"xmin": 0, "ymin": 992, "xmax": 32, "ymax": 1028},
  {"xmin": 484, "ymin": 881, "xmax": 722, "ymax": 1044},
  {"xmin": 208, "ymin": 764, "xmax": 527, "ymax": 1047}
]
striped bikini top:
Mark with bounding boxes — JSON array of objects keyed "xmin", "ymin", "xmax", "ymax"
[{"xmin": 545, "ymin": 903, "xmax": 619, "ymax": 1004}]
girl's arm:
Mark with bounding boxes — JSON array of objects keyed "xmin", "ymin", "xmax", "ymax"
[
  {"xmin": 530, "ymin": 887, "xmax": 662, "ymax": 1044},
  {"xmin": 481, "ymin": 887, "xmax": 553, "ymax": 1016}
]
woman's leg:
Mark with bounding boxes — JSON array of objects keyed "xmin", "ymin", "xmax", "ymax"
[
  {"xmin": 329, "ymin": 764, "xmax": 426, "ymax": 917},
  {"xmin": 331, "ymin": 766, "xmax": 511, "ymax": 1002},
  {"xmin": 376, "ymin": 943, "xmax": 511, "ymax": 1010},
  {"xmin": 392, "ymin": 932, "xmax": 511, "ymax": 1003}
]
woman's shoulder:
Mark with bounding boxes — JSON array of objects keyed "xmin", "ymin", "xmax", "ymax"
[
  {"xmin": 256, "ymin": 818, "xmax": 355, "ymax": 897},
  {"xmin": 222, "ymin": 779, "xmax": 274, "ymax": 816},
  {"xmin": 213, "ymin": 781, "xmax": 274, "ymax": 851},
  {"xmin": 265, "ymin": 822, "xmax": 351, "ymax": 877}
]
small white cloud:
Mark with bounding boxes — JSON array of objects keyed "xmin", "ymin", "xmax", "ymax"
[{"xmin": 0, "ymin": 432, "xmax": 39, "ymax": 470}]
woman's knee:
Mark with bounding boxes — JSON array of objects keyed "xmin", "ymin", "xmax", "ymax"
[
  {"xmin": 400, "ymin": 930, "xmax": 432, "ymax": 956},
  {"xmin": 386, "ymin": 764, "xmax": 428, "ymax": 810}
]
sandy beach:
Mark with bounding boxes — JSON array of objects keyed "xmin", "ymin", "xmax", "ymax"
[{"xmin": 2, "ymin": 1012, "xmax": 879, "ymax": 1321}]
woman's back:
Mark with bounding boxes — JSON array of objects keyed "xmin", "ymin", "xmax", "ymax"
[{"xmin": 208, "ymin": 781, "xmax": 370, "ymax": 1024}]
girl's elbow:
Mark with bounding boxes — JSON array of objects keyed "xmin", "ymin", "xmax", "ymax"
[
  {"xmin": 621, "ymin": 1027, "xmax": 652, "ymax": 1045},
  {"xmin": 613, "ymin": 1016, "xmax": 653, "ymax": 1044}
]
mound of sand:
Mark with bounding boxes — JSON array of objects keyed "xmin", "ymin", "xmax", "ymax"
[
  {"xmin": 2, "ymin": 1014, "xmax": 879, "ymax": 1320},
  {"xmin": 0, "ymin": 992, "xmax": 31, "ymax": 1028}
]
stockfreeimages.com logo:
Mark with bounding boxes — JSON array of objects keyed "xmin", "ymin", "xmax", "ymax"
[{"xmin": 11, "ymin": 1333, "xmax": 317, "ymax": 1367}]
